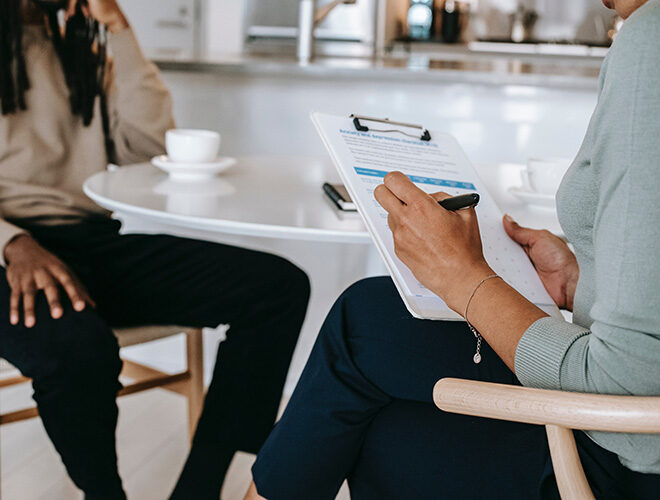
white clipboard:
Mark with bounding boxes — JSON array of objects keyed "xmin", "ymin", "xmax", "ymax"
[{"xmin": 312, "ymin": 112, "xmax": 560, "ymax": 321}]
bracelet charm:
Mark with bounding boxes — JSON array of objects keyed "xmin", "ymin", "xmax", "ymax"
[{"xmin": 464, "ymin": 274, "xmax": 501, "ymax": 364}]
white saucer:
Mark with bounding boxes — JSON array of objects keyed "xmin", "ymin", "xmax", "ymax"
[
  {"xmin": 151, "ymin": 155, "xmax": 236, "ymax": 181},
  {"xmin": 508, "ymin": 186, "xmax": 556, "ymax": 209}
]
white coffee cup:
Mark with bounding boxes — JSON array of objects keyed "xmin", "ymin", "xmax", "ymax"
[
  {"xmin": 166, "ymin": 129, "xmax": 221, "ymax": 163},
  {"xmin": 521, "ymin": 158, "xmax": 572, "ymax": 196}
]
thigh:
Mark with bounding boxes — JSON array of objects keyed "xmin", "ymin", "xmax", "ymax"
[
  {"xmin": 86, "ymin": 232, "xmax": 305, "ymax": 328},
  {"xmin": 349, "ymin": 400, "xmax": 548, "ymax": 500},
  {"xmin": 0, "ymin": 268, "xmax": 120, "ymax": 381},
  {"xmin": 336, "ymin": 277, "xmax": 518, "ymax": 405}
]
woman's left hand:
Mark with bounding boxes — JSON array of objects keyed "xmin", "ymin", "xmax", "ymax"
[
  {"xmin": 374, "ymin": 171, "xmax": 494, "ymax": 313},
  {"xmin": 67, "ymin": 0, "xmax": 129, "ymax": 33}
]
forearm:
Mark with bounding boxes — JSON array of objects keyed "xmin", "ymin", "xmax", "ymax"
[
  {"xmin": 463, "ymin": 276, "xmax": 549, "ymax": 372},
  {"xmin": 83, "ymin": 0, "xmax": 130, "ymax": 33},
  {"xmin": 104, "ymin": 10, "xmax": 128, "ymax": 33}
]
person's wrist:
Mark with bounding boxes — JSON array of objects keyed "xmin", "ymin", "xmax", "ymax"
[
  {"xmin": 3, "ymin": 234, "xmax": 34, "ymax": 263},
  {"xmin": 437, "ymin": 262, "xmax": 496, "ymax": 314}
]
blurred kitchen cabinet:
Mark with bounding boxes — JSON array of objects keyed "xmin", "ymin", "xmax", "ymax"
[
  {"xmin": 117, "ymin": 0, "xmax": 201, "ymax": 52},
  {"xmin": 245, "ymin": 0, "xmax": 377, "ymax": 43}
]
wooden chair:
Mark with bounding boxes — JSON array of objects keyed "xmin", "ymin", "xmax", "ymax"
[
  {"xmin": 433, "ymin": 378, "xmax": 660, "ymax": 500},
  {"xmin": 0, "ymin": 326, "xmax": 205, "ymax": 499}
]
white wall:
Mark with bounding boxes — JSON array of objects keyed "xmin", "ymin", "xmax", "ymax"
[
  {"xmin": 203, "ymin": 0, "xmax": 246, "ymax": 54},
  {"xmin": 161, "ymin": 71, "xmax": 597, "ymax": 166}
]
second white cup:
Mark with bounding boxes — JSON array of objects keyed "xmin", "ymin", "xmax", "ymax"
[
  {"xmin": 166, "ymin": 129, "xmax": 221, "ymax": 163},
  {"xmin": 521, "ymin": 158, "xmax": 572, "ymax": 196}
]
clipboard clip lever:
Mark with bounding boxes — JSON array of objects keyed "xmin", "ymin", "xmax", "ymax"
[{"xmin": 350, "ymin": 114, "xmax": 431, "ymax": 142}]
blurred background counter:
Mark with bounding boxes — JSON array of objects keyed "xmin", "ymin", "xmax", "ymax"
[
  {"xmin": 116, "ymin": 0, "xmax": 612, "ymax": 165},
  {"xmin": 149, "ymin": 50, "xmax": 600, "ymax": 170}
]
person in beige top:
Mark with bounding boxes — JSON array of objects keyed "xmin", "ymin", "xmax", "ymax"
[{"xmin": 1, "ymin": 2, "xmax": 310, "ymax": 498}]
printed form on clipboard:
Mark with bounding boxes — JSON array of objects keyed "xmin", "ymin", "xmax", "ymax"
[{"xmin": 312, "ymin": 112, "xmax": 560, "ymax": 321}]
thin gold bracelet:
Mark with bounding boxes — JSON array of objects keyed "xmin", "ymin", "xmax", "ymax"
[{"xmin": 464, "ymin": 274, "xmax": 501, "ymax": 364}]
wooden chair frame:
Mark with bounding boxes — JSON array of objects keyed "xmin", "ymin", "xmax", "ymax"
[
  {"xmin": 0, "ymin": 328, "xmax": 204, "ymax": 435},
  {"xmin": 0, "ymin": 328, "xmax": 204, "ymax": 499},
  {"xmin": 433, "ymin": 378, "xmax": 660, "ymax": 499}
]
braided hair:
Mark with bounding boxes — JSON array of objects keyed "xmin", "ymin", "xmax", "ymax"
[
  {"xmin": 0, "ymin": 0, "xmax": 114, "ymax": 158},
  {"xmin": 0, "ymin": 0, "xmax": 29, "ymax": 114}
]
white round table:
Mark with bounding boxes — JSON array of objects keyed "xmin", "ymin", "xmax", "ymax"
[
  {"xmin": 84, "ymin": 156, "xmax": 370, "ymax": 244},
  {"xmin": 83, "ymin": 155, "xmax": 560, "ymax": 393},
  {"xmin": 83, "ymin": 156, "xmax": 561, "ymax": 244}
]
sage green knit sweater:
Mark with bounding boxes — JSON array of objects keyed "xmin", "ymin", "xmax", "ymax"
[{"xmin": 515, "ymin": 0, "xmax": 660, "ymax": 474}]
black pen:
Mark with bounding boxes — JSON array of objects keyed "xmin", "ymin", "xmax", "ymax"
[{"xmin": 438, "ymin": 193, "xmax": 480, "ymax": 211}]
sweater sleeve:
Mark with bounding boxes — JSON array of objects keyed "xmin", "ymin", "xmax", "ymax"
[
  {"xmin": 515, "ymin": 7, "xmax": 660, "ymax": 398},
  {"xmin": 104, "ymin": 28, "xmax": 176, "ymax": 165}
]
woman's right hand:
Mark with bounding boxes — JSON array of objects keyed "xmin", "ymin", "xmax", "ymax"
[
  {"xmin": 3, "ymin": 235, "xmax": 95, "ymax": 327},
  {"xmin": 503, "ymin": 215, "xmax": 579, "ymax": 311}
]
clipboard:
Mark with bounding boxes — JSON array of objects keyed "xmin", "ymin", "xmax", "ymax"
[
  {"xmin": 312, "ymin": 111, "xmax": 560, "ymax": 321},
  {"xmin": 350, "ymin": 115, "xmax": 432, "ymax": 142}
]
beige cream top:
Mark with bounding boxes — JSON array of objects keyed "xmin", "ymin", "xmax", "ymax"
[{"xmin": 0, "ymin": 25, "xmax": 175, "ymax": 264}]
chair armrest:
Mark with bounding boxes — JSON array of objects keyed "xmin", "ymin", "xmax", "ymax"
[{"xmin": 433, "ymin": 378, "xmax": 660, "ymax": 433}]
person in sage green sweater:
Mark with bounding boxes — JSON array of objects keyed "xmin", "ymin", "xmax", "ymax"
[{"xmin": 244, "ymin": 0, "xmax": 660, "ymax": 499}]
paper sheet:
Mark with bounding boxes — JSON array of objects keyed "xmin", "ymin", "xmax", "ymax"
[{"xmin": 312, "ymin": 112, "xmax": 558, "ymax": 319}]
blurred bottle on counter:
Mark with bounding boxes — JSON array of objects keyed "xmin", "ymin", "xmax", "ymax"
[
  {"xmin": 407, "ymin": 0, "xmax": 435, "ymax": 40},
  {"xmin": 440, "ymin": 0, "xmax": 462, "ymax": 43},
  {"xmin": 510, "ymin": 4, "xmax": 538, "ymax": 43}
]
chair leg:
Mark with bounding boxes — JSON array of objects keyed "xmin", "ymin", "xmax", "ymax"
[
  {"xmin": 546, "ymin": 425, "xmax": 595, "ymax": 500},
  {"xmin": 185, "ymin": 329, "xmax": 205, "ymax": 440}
]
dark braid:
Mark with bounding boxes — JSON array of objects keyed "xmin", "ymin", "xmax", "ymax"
[
  {"xmin": 0, "ymin": 0, "xmax": 29, "ymax": 114},
  {"xmin": 1, "ymin": 0, "xmax": 115, "ymax": 159},
  {"xmin": 14, "ymin": 2, "xmax": 29, "ymax": 110}
]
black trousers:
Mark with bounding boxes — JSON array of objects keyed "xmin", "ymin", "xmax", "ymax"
[
  {"xmin": 0, "ymin": 217, "xmax": 310, "ymax": 500},
  {"xmin": 253, "ymin": 277, "xmax": 660, "ymax": 500}
]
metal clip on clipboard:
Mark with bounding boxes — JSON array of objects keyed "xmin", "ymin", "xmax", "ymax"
[{"xmin": 350, "ymin": 114, "xmax": 432, "ymax": 142}]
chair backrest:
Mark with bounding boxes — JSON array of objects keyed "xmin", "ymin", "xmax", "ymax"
[{"xmin": 433, "ymin": 378, "xmax": 660, "ymax": 500}]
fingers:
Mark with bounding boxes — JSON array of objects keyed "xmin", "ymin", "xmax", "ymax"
[
  {"xmin": 52, "ymin": 267, "xmax": 90, "ymax": 312},
  {"xmin": 34, "ymin": 270, "xmax": 63, "ymax": 319},
  {"xmin": 387, "ymin": 213, "xmax": 398, "ymax": 232},
  {"xmin": 383, "ymin": 172, "xmax": 429, "ymax": 206},
  {"xmin": 9, "ymin": 290, "xmax": 20, "ymax": 326},
  {"xmin": 22, "ymin": 287, "xmax": 36, "ymax": 328},
  {"xmin": 503, "ymin": 214, "xmax": 536, "ymax": 247},
  {"xmin": 374, "ymin": 184, "xmax": 404, "ymax": 213},
  {"xmin": 43, "ymin": 285, "xmax": 63, "ymax": 319},
  {"xmin": 66, "ymin": 0, "xmax": 77, "ymax": 17},
  {"xmin": 429, "ymin": 192, "xmax": 452, "ymax": 202},
  {"xmin": 78, "ymin": 285, "xmax": 96, "ymax": 309}
]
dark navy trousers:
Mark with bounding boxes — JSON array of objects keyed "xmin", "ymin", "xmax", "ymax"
[{"xmin": 253, "ymin": 277, "xmax": 660, "ymax": 500}]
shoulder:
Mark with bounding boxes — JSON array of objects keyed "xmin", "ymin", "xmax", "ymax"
[
  {"xmin": 608, "ymin": 0, "xmax": 660, "ymax": 63},
  {"xmin": 599, "ymin": 1, "xmax": 660, "ymax": 101}
]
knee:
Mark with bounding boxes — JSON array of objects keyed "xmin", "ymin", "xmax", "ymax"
[
  {"xmin": 337, "ymin": 276, "xmax": 394, "ymax": 311},
  {"xmin": 266, "ymin": 255, "xmax": 311, "ymax": 305},
  {"xmin": 321, "ymin": 277, "xmax": 400, "ymax": 343},
  {"xmin": 284, "ymin": 260, "xmax": 311, "ymax": 303},
  {"xmin": 35, "ymin": 304, "xmax": 122, "ymax": 385}
]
